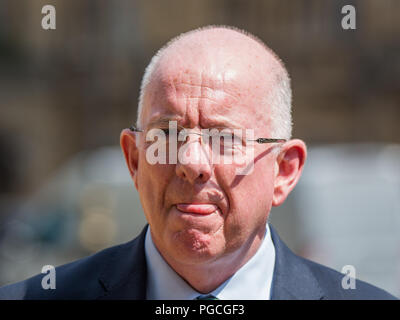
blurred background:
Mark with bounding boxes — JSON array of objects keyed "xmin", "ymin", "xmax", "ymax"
[{"xmin": 0, "ymin": 0, "xmax": 399, "ymax": 297}]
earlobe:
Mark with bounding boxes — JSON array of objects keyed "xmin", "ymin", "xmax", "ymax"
[
  {"xmin": 272, "ymin": 140, "xmax": 307, "ymax": 207},
  {"xmin": 120, "ymin": 129, "xmax": 139, "ymax": 189}
]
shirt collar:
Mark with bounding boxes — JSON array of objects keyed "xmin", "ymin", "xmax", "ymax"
[{"xmin": 145, "ymin": 223, "xmax": 275, "ymax": 300}]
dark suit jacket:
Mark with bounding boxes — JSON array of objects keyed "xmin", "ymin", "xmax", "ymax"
[{"xmin": 0, "ymin": 224, "xmax": 397, "ymax": 300}]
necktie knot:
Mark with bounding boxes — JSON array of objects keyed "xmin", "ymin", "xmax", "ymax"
[{"xmin": 195, "ymin": 294, "xmax": 218, "ymax": 300}]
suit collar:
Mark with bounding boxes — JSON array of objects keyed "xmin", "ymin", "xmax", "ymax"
[{"xmin": 269, "ymin": 225, "xmax": 324, "ymax": 300}]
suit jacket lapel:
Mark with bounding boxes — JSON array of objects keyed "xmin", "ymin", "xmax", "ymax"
[
  {"xmin": 97, "ymin": 225, "xmax": 148, "ymax": 299},
  {"xmin": 269, "ymin": 225, "xmax": 324, "ymax": 300}
]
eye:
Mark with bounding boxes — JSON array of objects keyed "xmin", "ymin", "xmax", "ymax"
[
  {"xmin": 219, "ymin": 132, "xmax": 233, "ymax": 142},
  {"xmin": 160, "ymin": 128, "xmax": 180, "ymax": 136},
  {"xmin": 219, "ymin": 132, "xmax": 242, "ymax": 147},
  {"xmin": 161, "ymin": 128, "xmax": 170, "ymax": 135}
]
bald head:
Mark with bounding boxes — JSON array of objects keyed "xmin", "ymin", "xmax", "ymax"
[{"xmin": 137, "ymin": 25, "xmax": 292, "ymax": 139}]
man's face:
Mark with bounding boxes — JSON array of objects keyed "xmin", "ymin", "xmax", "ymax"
[{"xmin": 133, "ymin": 51, "xmax": 280, "ymax": 268}]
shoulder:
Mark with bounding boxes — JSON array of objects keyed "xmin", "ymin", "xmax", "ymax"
[
  {"xmin": 299, "ymin": 256, "xmax": 397, "ymax": 300},
  {"xmin": 0, "ymin": 233, "xmax": 143, "ymax": 300},
  {"xmin": 269, "ymin": 224, "xmax": 397, "ymax": 300}
]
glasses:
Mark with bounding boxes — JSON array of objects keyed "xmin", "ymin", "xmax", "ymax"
[
  {"xmin": 129, "ymin": 125, "xmax": 287, "ymax": 146},
  {"xmin": 128, "ymin": 123, "xmax": 286, "ymax": 168}
]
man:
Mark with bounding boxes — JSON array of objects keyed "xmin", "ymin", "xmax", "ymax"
[{"xmin": 0, "ymin": 25, "xmax": 396, "ymax": 300}]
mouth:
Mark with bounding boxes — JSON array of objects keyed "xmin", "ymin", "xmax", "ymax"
[{"xmin": 176, "ymin": 203, "xmax": 219, "ymax": 215}]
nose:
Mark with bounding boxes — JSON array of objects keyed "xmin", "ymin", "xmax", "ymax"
[{"xmin": 175, "ymin": 136, "xmax": 212, "ymax": 184}]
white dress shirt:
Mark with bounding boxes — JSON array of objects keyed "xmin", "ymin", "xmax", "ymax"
[{"xmin": 145, "ymin": 223, "xmax": 276, "ymax": 300}]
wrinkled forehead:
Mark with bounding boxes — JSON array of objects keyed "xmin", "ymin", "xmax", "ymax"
[{"xmin": 141, "ymin": 31, "xmax": 282, "ymax": 129}]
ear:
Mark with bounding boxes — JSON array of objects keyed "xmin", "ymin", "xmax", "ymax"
[
  {"xmin": 120, "ymin": 129, "xmax": 140, "ymax": 189},
  {"xmin": 272, "ymin": 139, "xmax": 307, "ymax": 207}
]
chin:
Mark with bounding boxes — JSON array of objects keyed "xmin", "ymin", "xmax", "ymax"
[{"xmin": 170, "ymin": 229, "xmax": 223, "ymax": 263}]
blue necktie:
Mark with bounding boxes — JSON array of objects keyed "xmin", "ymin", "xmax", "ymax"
[{"xmin": 195, "ymin": 294, "xmax": 218, "ymax": 300}]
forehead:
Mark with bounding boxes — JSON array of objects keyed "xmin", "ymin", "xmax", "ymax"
[
  {"xmin": 143, "ymin": 69, "xmax": 270, "ymax": 131},
  {"xmin": 141, "ymin": 39, "xmax": 277, "ymax": 130}
]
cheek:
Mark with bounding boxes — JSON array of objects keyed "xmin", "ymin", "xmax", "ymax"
[
  {"xmin": 217, "ymin": 158, "xmax": 275, "ymax": 230},
  {"xmin": 137, "ymin": 155, "xmax": 174, "ymax": 214},
  {"xmin": 217, "ymin": 157, "xmax": 275, "ymax": 205}
]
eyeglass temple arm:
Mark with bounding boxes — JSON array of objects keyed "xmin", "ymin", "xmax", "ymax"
[
  {"xmin": 251, "ymin": 138, "xmax": 287, "ymax": 144},
  {"xmin": 129, "ymin": 125, "xmax": 143, "ymax": 132}
]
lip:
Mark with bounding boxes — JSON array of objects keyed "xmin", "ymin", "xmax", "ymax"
[{"xmin": 176, "ymin": 203, "xmax": 218, "ymax": 215}]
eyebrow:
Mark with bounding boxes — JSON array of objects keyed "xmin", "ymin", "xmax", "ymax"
[
  {"xmin": 203, "ymin": 116, "xmax": 243, "ymax": 130},
  {"xmin": 145, "ymin": 115, "xmax": 244, "ymax": 130},
  {"xmin": 146, "ymin": 116, "xmax": 183, "ymax": 129}
]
